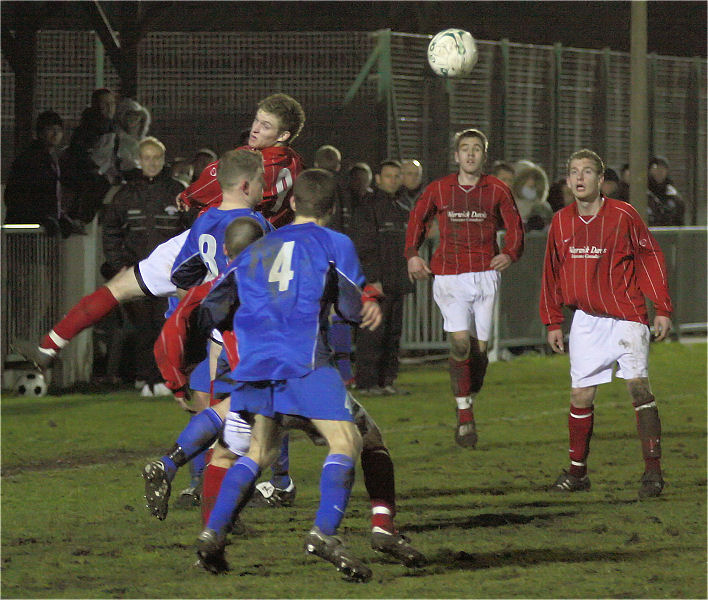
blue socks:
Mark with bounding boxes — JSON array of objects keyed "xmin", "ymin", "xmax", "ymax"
[
  {"xmin": 314, "ymin": 454, "xmax": 355, "ymax": 535},
  {"xmin": 269, "ymin": 434, "xmax": 292, "ymax": 489},
  {"xmin": 160, "ymin": 408, "xmax": 223, "ymax": 481},
  {"xmin": 207, "ymin": 456, "xmax": 261, "ymax": 537}
]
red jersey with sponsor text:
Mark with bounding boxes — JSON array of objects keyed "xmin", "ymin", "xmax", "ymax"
[
  {"xmin": 404, "ymin": 172, "xmax": 524, "ymax": 274},
  {"xmin": 539, "ymin": 197, "xmax": 672, "ymax": 330},
  {"xmin": 178, "ymin": 145, "xmax": 304, "ymax": 227}
]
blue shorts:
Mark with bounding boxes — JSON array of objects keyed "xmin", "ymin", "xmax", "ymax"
[
  {"xmin": 189, "ymin": 356, "xmax": 211, "ymax": 393},
  {"xmin": 212, "ymin": 347, "xmax": 237, "ymax": 396},
  {"xmin": 229, "ymin": 365, "xmax": 354, "ymax": 422}
]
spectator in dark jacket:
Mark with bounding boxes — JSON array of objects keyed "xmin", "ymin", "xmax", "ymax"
[
  {"xmin": 352, "ymin": 159, "xmax": 414, "ymax": 395},
  {"xmin": 3, "ymin": 111, "xmax": 77, "ymax": 236},
  {"xmin": 61, "ymin": 88, "xmax": 121, "ymax": 224},
  {"xmin": 101, "ymin": 136, "xmax": 189, "ymax": 395},
  {"xmin": 647, "ymin": 156, "xmax": 685, "ymax": 226}
]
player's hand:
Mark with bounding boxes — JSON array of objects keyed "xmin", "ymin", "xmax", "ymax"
[
  {"xmin": 408, "ymin": 256, "xmax": 432, "ymax": 282},
  {"xmin": 490, "ymin": 253, "xmax": 512, "ymax": 271},
  {"xmin": 371, "ymin": 281, "xmax": 383, "ymax": 295},
  {"xmin": 547, "ymin": 329, "xmax": 565, "ymax": 354},
  {"xmin": 173, "ymin": 387, "xmax": 197, "ymax": 413},
  {"xmin": 652, "ymin": 315, "xmax": 672, "ymax": 342},
  {"xmin": 360, "ymin": 301, "xmax": 382, "ymax": 331}
]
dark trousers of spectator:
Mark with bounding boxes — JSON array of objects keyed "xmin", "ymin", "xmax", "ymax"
[
  {"xmin": 354, "ymin": 293, "xmax": 405, "ymax": 390},
  {"xmin": 122, "ymin": 296, "xmax": 167, "ymax": 385}
]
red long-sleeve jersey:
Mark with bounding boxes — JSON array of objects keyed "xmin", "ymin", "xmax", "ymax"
[
  {"xmin": 177, "ymin": 145, "xmax": 304, "ymax": 227},
  {"xmin": 154, "ymin": 280, "xmax": 240, "ymax": 392},
  {"xmin": 404, "ymin": 173, "xmax": 524, "ymax": 274},
  {"xmin": 539, "ymin": 198, "xmax": 672, "ymax": 331}
]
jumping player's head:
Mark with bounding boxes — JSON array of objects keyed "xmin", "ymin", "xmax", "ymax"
[
  {"xmin": 223, "ymin": 216, "xmax": 265, "ymax": 260},
  {"xmin": 291, "ymin": 168, "xmax": 336, "ymax": 223},
  {"xmin": 248, "ymin": 93, "xmax": 305, "ymax": 149},
  {"xmin": 454, "ymin": 128, "xmax": 488, "ymax": 177},
  {"xmin": 217, "ymin": 149, "xmax": 265, "ymax": 207},
  {"xmin": 566, "ymin": 149, "xmax": 605, "ymax": 204}
]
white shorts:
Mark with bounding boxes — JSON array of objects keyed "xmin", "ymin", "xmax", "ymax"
[
  {"xmin": 135, "ymin": 230, "xmax": 190, "ymax": 297},
  {"xmin": 432, "ymin": 270, "xmax": 500, "ymax": 340},
  {"xmin": 569, "ymin": 309, "xmax": 650, "ymax": 388},
  {"xmin": 222, "ymin": 411, "xmax": 251, "ymax": 456}
]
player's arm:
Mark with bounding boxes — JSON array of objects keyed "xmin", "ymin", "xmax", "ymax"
[
  {"xmin": 629, "ymin": 211, "xmax": 673, "ymax": 340},
  {"xmin": 539, "ymin": 218, "xmax": 565, "ymax": 348},
  {"xmin": 405, "ymin": 185, "xmax": 436, "ymax": 280},
  {"xmin": 495, "ymin": 184, "xmax": 525, "ymax": 266},
  {"xmin": 176, "ymin": 160, "xmax": 221, "ymax": 211},
  {"xmin": 170, "ymin": 229, "xmax": 209, "ymax": 290},
  {"xmin": 197, "ymin": 268, "xmax": 240, "ymax": 335}
]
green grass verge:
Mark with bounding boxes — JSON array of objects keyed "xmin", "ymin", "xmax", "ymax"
[{"xmin": 2, "ymin": 342, "xmax": 706, "ymax": 598}]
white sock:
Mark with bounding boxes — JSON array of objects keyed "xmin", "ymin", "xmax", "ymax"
[{"xmin": 455, "ymin": 395, "xmax": 474, "ymax": 410}]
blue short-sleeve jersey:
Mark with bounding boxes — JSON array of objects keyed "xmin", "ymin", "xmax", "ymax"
[
  {"xmin": 199, "ymin": 222, "xmax": 366, "ymax": 381},
  {"xmin": 170, "ymin": 207, "xmax": 272, "ymax": 289}
]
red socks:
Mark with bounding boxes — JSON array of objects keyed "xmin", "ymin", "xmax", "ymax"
[
  {"xmin": 41, "ymin": 286, "xmax": 118, "ymax": 351},
  {"xmin": 568, "ymin": 404, "xmax": 594, "ymax": 477},
  {"xmin": 201, "ymin": 463, "xmax": 228, "ymax": 527},
  {"xmin": 633, "ymin": 396, "xmax": 662, "ymax": 473},
  {"xmin": 371, "ymin": 501, "xmax": 395, "ymax": 534},
  {"xmin": 449, "ymin": 357, "xmax": 473, "ymax": 397}
]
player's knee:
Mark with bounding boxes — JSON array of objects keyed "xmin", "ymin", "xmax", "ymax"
[
  {"xmin": 627, "ymin": 378, "xmax": 653, "ymax": 406},
  {"xmin": 106, "ymin": 267, "xmax": 141, "ymax": 301},
  {"xmin": 211, "ymin": 443, "xmax": 238, "ymax": 469},
  {"xmin": 450, "ymin": 337, "xmax": 470, "ymax": 361},
  {"xmin": 570, "ymin": 386, "xmax": 595, "ymax": 408}
]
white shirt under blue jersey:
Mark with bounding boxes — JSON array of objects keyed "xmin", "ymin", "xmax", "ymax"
[
  {"xmin": 170, "ymin": 207, "xmax": 272, "ymax": 289},
  {"xmin": 199, "ymin": 222, "xmax": 366, "ymax": 380}
]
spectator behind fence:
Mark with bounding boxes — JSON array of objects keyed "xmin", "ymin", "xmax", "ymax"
[
  {"xmin": 352, "ymin": 159, "xmax": 413, "ymax": 396},
  {"xmin": 511, "ymin": 160, "xmax": 553, "ymax": 231},
  {"xmin": 60, "ymin": 88, "xmax": 122, "ymax": 224},
  {"xmin": 647, "ymin": 156, "xmax": 685, "ymax": 226},
  {"xmin": 547, "ymin": 178, "xmax": 575, "ymax": 213},
  {"xmin": 314, "ymin": 144, "xmax": 355, "ymax": 385},
  {"xmin": 170, "ymin": 157, "xmax": 194, "ymax": 188},
  {"xmin": 115, "ymin": 98, "xmax": 151, "ymax": 179},
  {"xmin": 190, "ymin": 147, "xmax": 218, "ymax": 183},
  {"xmin": 348, "ymin": 162, "xmax": 374, "ymax": 206},
  {"xmin": 101, "ymin": 136, "xmax": 190, "ymax": 395},
  {"xmin": 490, "ymin": 160, "xmax": 515, "ymax": 190},
  {"xmin": 400, "ymin": 159, "xmax": 425, "ymax": 210},
  {"xmin": 3, "ymin": 110, "xmax": 79, "ymax": 237},
  {"xmin": 601, "ymin": 167, "xmax": 630, "ymax": 203}
]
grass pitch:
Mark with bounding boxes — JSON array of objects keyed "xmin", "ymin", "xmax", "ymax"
[{"xmin": 2, "ymin": 341, "xmax": 706, "ymax": 598}]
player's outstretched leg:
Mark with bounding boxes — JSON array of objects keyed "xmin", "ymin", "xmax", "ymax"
[
  {"xmin": 143, "ymin": 407, "xmax": 224, "ymax": 519},
  {"xmin": 13, "ymin": 268, "xmax": 142, "ymax": 371}
]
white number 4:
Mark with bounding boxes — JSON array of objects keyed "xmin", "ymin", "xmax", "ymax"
[{"xmin": 268, "ymin": 241, "xmax": 295, "ymax": 291}]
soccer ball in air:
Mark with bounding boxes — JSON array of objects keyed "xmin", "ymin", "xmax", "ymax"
[
  {"xmin": 427, "ymin": 28, "xmax": 478, "ymax": 77},
  {"xmin": 15, "ymin": 372, "xmax": 48, "ymax": 397}
]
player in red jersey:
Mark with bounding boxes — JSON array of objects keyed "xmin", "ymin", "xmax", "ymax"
[
  {"xmin": 405, "ymin": 128, "xmax": 524, "ymax": 449},
  {"xmin": 540, "ymin": 149, "xmax": 672, "ymax": 498},
  {"xmin": 14, "ymin": 94, "xmax": 305, "ymax": 375},
  {"xmin": 177, "ymin": 93, "xmax": 304, "ymax": 227}
]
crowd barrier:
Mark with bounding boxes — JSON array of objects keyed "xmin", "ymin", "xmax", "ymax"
[{"xmin": 1, "ymin": 226, "xmax": 705, "ymax": 387}]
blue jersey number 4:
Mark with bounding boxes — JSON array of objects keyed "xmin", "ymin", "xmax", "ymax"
[{"xmin": 268, "ymin": 241, "xmax": 295, "ymax": 291}]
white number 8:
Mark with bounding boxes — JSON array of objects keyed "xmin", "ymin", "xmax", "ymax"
[
  {"xmin": 268, "ymin": 241, "xmax": 295, "ymax": 291},
  {"xmin": 198, "ymin": 233, "xmax": 219, "ymax": 279}
]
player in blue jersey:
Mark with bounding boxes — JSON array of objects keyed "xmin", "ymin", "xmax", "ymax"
[{"xmin": 146, "ymin": 169, "xmax": 382, "ymax": 581}]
